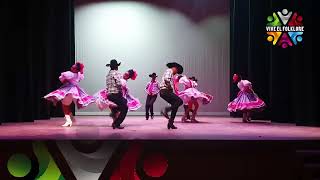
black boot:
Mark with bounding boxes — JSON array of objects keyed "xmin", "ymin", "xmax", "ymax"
[
  {"xmin": 112, "ymin": 123, "xmax": 124, "ymax": 129},
  {"xmin": 167, "ymin": 123, "xmax": 178, "ymax": 129},
  {"xmin": 168, "ymin": 119, "xmax": 177, "ymax": 129}
]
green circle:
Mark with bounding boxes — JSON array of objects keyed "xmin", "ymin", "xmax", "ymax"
[
  {"xmin": 267, "ymin": 16, "xmax": 273, "ymax": 22},
  {"xmin": 7, "ymin": 154, "xmax": 32, "ymax": 177}
]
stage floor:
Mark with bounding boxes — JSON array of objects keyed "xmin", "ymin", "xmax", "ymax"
[{"xmin": 1, "ymin": 116, "xmax": 320, "ymax": 140}]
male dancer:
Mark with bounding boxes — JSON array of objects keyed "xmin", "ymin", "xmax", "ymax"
[
  {"xmin": 145, "ymin": 73, "xmax": 160, "ymax": 120},
  {"xmin": 106, "ymin": 59, "xmax": 128, "ymax": 129},
  {"xmin": 159, "ymin": 62, "xmax": 183, "ymax": 129}
]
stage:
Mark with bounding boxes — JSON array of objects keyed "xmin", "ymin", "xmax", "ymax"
[{"xmin": 1, "ymin": 116, "xmax": 320, "ymax": 140}]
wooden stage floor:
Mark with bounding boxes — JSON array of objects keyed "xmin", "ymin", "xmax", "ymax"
[{"xmin": 1, "ymin": 116, "xmax": 320, "ymax": 140}]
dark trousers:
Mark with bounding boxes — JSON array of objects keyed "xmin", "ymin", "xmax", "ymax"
[
  {"xmin": 145, "ymin": 94, "xmax": 157, "ymax": 119},
  {"xmin": 160, "ymin": 89, "xmax": 183, "ymax": 124},
  {"xmin": 107, "ymin": 93, "xmax": 128, "ymax": 126}
]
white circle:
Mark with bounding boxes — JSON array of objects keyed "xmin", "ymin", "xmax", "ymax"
[{"xmin": 282, "ymin": 9, "xmax": 288, "ymax": 15}]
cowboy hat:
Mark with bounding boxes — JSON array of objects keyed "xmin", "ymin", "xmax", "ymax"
[
  {"xmin": 149, "ymin": 73, "xmax": 158, "ymax": 77},
  {"xmin": 106, "ymin": 59, "xmax": 121, "ymax": 68},
  {"xmin": 166, "ymin": 62, "xmax": 183, "ymax": 74}
]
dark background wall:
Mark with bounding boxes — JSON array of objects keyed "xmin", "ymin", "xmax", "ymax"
[
  {"xmin": 230, "ymin": 0, "xmax": 316, "ymax": 126},
  {"xmin": 0, "ymin": 0, "xmax": 74, "ymax": 123}
]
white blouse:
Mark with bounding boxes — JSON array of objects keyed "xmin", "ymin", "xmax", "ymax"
[
  {"xmin": 237, "ymin": 80, "xmax": 252, "ymax": 91},
  {"xmin": 59, "ymin": 71, "xmax": 84, "ymax": 85}
]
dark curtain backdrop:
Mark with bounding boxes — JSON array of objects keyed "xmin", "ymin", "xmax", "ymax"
[
  {"xmin": 230, "ymin": 0, "xmax": 316, "ymax": 126},
  {"xmin": 0, "ymin": 0, "xmax": 74, "ymax": 123}
]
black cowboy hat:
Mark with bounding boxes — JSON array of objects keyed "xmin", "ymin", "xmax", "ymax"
[
  {"xmin": 106, "ymin": 59, "xmax": 121, "ymax": 68},
  {"xmin": 149, "ymin": 73, "xmax": 158, "ymax": 77},
  {"xmin": 166, "ymin": 62, "xmax": 183, "ymax": 74}
]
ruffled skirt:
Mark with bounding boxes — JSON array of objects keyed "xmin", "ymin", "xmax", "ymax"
[
  {"xmin": 227, "ymin": 91, "xmax": 266, "ymax": 112},
  {"xmin": 178, "ymin": 88, "xmax": 213, "ymax": 105},
  {"xmin": 94, "ymin": 89, "xmax": 141, "ymax": 111},
  {"xmin": 44, "ymin": 83, "xmax": 94, "ymax": 109}
]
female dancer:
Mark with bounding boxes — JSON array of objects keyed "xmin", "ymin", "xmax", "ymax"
[
  {"xmin": 121, "ymin": 69, "xmax": 141, "ymax": 111},
  {"xmin": 227, "ymin": 74, "xmax": 266, "ymax": 122},
  {"xmin": 174, "ymin": 75, "xmax": 213, "ymax": 123},
  {"xmin": 145, "ymin": 73, "xmax": 160, "ymax": 120},
  {"xmin": 44, "ymin": 62, "xmax": 94, "ymax": 127}
]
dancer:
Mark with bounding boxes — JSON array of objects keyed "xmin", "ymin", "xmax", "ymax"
[
  {"xmin": 105, "ymin": 59, "xmax": 128, "ymax": 129},
  {"xmin": 159, "ymin": 62, "xmax": 184, "ymax": 129},
  {"xmin": 121, "ymin": 69, "xmax": 141, "ymax": 111},
  {"xmin": 94, "ymin": 69, "xmax": 141, "ymax": 112},
  {"xmin": 174, "ymin": 75, "xmax": 213, "ymax": 123},
  {"xmin": 227, "ymin": 74, "xmax": 266, "ymax": 122},
  {"xmin": 187, "ymin": 77, "xmax": 198, "ymax": 120},
  {"xmin": 44, "ymin": 62, "xmax": 94, "ymax": 127},
  {"xmin": 145, "ymin": 73, "xmax": 160, "ymax": 120}
]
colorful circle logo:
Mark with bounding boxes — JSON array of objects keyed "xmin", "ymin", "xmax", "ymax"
[
  {"xmin": 266, "ymin": 9, "xmax": 304, "ymax": 48},
  {"xmin": 7, "ymin": 154, "xmax": 32, "ymax": 178}
]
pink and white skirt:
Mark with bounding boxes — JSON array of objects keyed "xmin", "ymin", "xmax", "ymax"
[
  {"xmin": 93, "ymin": 89, "xmax": 117, "ymax": 111},
  {"xmin": 227, "ymin": 91, "xmax": 266, "ymax": 112},
  {"xmin": 178, "ymin": 88, "xmax": 213, "ymax": 105},
  {"xmin": 124, "ymin": 93, "xmax": 142, "ymax": 111},
  {"xmin": 94, "ymin": 89, "xmax": 141, "ymax": 111},
  {"xmin": 44, "ymin": 83, "xmax": 94, "ymax": 109}
]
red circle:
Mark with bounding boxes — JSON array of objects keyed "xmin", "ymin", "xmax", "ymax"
[
  {"xmin": 282, "ymin": 43, "xmax": 288, "ymax": 48},
  {"xmin": 297, "ymin": 16, "xmax": 303, "ymax": 22},
  {"xmin": 143, "ymin": 153, "xmax": 168, "ymax": 177}
]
